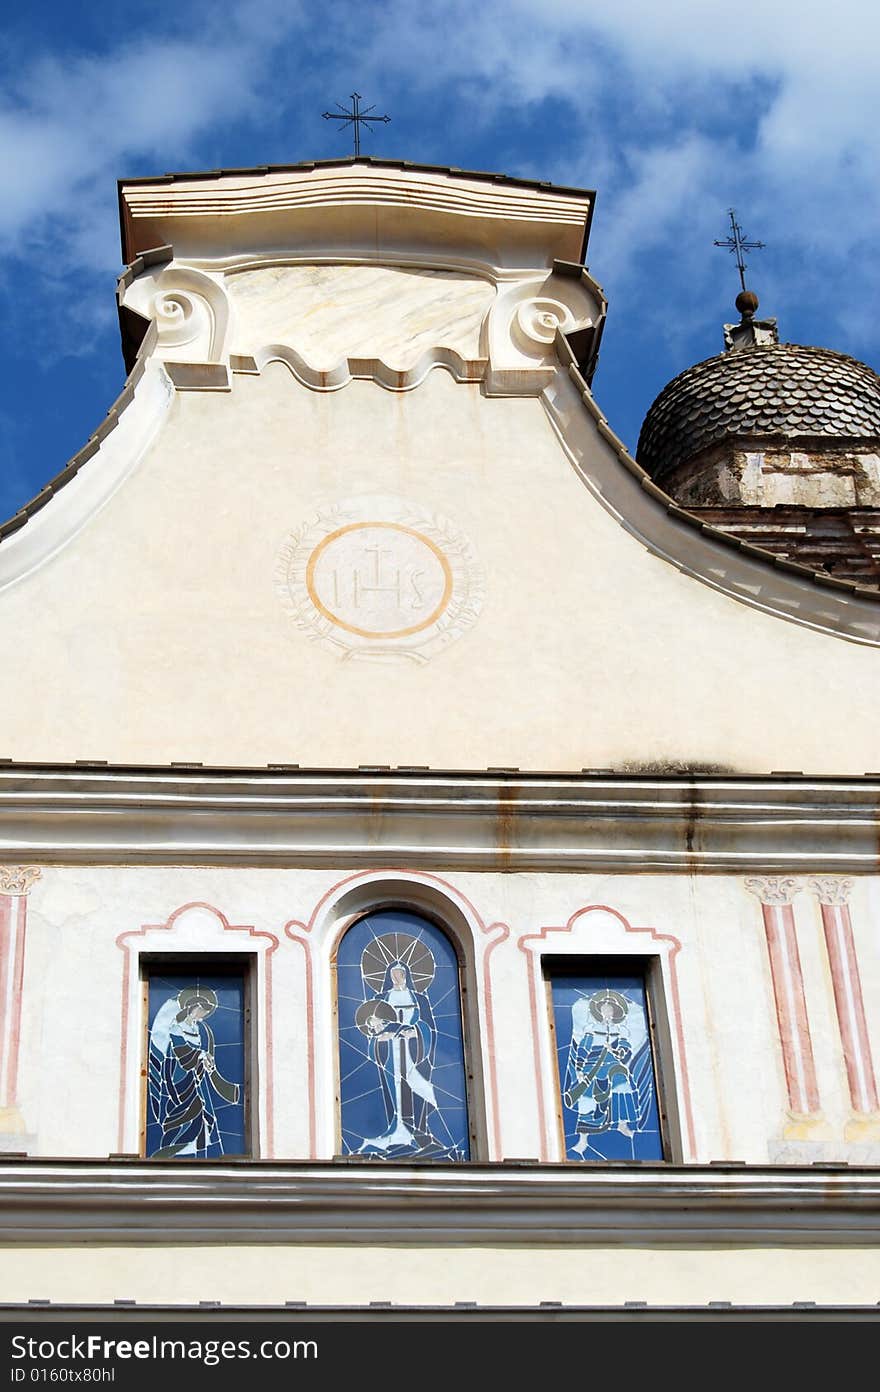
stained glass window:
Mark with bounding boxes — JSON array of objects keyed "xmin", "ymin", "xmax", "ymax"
[
  {"xmin": 145, "ymin": 967, "xmax": 247, "ymax": 1158},
  {"xmin": 549, "ymin": 969, "xmax": 665, "ymax": 1162},
  {"xmin": 337, "ymin": 909, "xmax": 470, "ymax": 1160}
]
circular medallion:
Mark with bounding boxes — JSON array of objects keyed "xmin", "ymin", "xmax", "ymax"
[
  {"xmin": 276, "ymin": 495, "xmax": 484, "ymax": 662},
  {"xmin": 305, "ymin": 521, "xmax": 453, "ymax": 639}
]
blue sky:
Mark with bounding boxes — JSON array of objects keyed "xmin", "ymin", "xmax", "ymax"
[{"xmin": 1, "ymin": 0, "xmax": 878, "ymax": 520}]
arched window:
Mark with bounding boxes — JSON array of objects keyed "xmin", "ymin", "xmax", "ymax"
[{"xmin": 336, "ymin": 908, "xmax": 470, "ymax": 1160}]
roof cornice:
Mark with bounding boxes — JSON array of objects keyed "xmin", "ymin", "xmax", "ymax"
[{"xmin": 118, "ymin": 159, "xmax": 594, "ymax": 269}]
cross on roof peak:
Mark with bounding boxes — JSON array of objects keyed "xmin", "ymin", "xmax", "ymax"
[
  {"xmin": 714, "ymin": 207, "xmax": 766, "ymax": 295},
  {"xmin": 322, "ymin": 92, "xmax": 391, "ymax": 158}
]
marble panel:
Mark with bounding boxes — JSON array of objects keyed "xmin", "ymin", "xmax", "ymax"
[{"xmin": 226, "ymin": 263, "xmax": 493, "ymax": 369}]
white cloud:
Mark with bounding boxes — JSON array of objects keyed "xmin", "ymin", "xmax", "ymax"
[
  {"xmin": 0, "ymin": 48, "xmax": 236, "ymax": 249},
  {"xmin": 0, "ymin": 1, "xmax": 311, "ymax": 259}
]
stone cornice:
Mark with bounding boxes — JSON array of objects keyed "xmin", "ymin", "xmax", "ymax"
[
  {"xmin": 0, "ymin": 767, "xmax": 876, "ymax": 872},
  {"xmin": 119, "ymin": 160, "xmax": 593, "ymax": 267},
  {"xmin": 1, "ymin": 1159, "xmax": 878, "ymax": 1246}
]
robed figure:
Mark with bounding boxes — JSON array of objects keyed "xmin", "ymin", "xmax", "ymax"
[
  {"xmin": 356, "ymin": 960, "xmax": 447, "ymax": 1155},
  {"xmin": 147, "ymin": 986, "xmax": 240, "ymax": 1158},
  {"xmin": 563, "ymin": 987, "xmax": 654, "ymax": 1158}
]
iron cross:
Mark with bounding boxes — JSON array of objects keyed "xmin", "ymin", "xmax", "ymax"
[
  {"xmin": 323, "ymin": 92, "xmax": 390, "ymax": 157},
  {"xmin": 714, "ymin": 208, "xmax": 766, "ymax": 293}
]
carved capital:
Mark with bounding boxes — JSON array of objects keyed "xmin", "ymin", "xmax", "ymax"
[
  {"xmin": 744, "ymin": 875, "xmax": 801, "ymax": 907},
  {"xmin": 484, "ymin": 270, "xmax": 601, "ymax": 395},
  {"xmin": 806, "ymin": 876, "xmax": 854, "ymax": 908},
  {"xmin": 0, "ymin": 865, "xmax": 41, "ymax": 897},
  {"xmin": 511, "ymin": 295, "xmax": 578, "ymax": 354},
  {"xmin": 121, "ymin": 264, "xmax": 229, "ymax": 367},
  {"xmin": 153, "ymin": 288, "xmax": 213, "ymax": 350}
]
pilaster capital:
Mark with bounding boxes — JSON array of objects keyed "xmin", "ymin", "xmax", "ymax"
[
  {"xmin": 806, "ymin": 876, "xmax": 854, "ymax": 908},
  {"xmin": 744, "ymin": 875, "xmax": 801, "ymax": 907},
  {"xmin": 0, "ymin": 865, "xmax": 41, "ymax": 897}
]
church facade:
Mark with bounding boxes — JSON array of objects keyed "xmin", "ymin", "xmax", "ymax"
[{"xmin": 0, "ymin": 158, "xmax": 879, "ymax": 1316}]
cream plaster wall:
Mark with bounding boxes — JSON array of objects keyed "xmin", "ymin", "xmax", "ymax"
[
  {"xmin": 13, "ymin": 865, "xmax": 879, "ymax": 1166},
  {"xmin": 5, "ymin": 1243, "xmax": 879, "ymax": 1307},
  {"xmin": 0, "ymin": 368, "xmax": 878, "ymax": 772}
]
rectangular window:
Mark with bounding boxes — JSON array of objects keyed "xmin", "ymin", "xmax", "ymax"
[
  {"xmin": 142, "ymin": 960, "xmax": 250, "ymax": 1159},
  {"xmin": 546, "ymin": 958, "xmax": 669, "ymax": 1162}
]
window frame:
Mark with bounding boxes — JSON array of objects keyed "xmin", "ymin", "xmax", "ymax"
[
  {"xmin": 331, "ymin": 902, "xmax": 484, "ymax": 1162},
  {"xmin": 139, "ymin": 953, "xmax": 256, "ymax": 1160},
  {"xmin": 542, "ymin": 952, "xmax": 681, "ymax": 1164}
]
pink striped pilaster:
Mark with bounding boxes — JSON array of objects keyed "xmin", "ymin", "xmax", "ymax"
[
  {"xmin": 807, "ymin": 878, "xmax": 879, "ymax": 1130},
  {"xmin": 0, "ymin": 866, "xmax": 41, "ymax": 1132},
  {"xmin": 745, "ymin": 877, "xmax": 823, "ymax": 1126}
]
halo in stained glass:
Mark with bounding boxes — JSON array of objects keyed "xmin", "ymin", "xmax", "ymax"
[{"xmin": 360, "ymin": 931, "xmax": 437, "ymax": 992}]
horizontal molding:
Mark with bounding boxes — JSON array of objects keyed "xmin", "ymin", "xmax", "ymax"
[
  {"xmin": 121, "ymin": 166, "xmax": 591, "ymax": 267},
  {"xmin": 122, "ymin": 170, "xmax": 590, "ymax": 229},
  {"xmin": 1, "ymin": 1303, "xmax": 877, "ymax": 1322},
  {"xmin": 1, "ymin": 1159, "xmax": 879, "ymax": 1246},
  {"xmin": 0, "ymin": 767, "xmax": 876, "ymax": 871},
  {"xmin": 251, "ymin": 343, "xmax": 488, "ymax": 393}
]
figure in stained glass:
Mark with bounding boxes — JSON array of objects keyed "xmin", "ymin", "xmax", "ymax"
[
  {"xmin": 147, "ymin": 980, "xmax": 243, "ymax": 1158},
  {"xmin": 551, "ymin": 974, "xmax": 664, "ymax": 1161},
  {"xmin": 337, "ymin": 912, "xmax": 470, "ymax": 1160},
  {"xmin": 356, "ymin": 953, "xmax": 442, "ymax": 1153}
]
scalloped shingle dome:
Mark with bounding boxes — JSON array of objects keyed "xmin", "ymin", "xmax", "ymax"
[{"xmin": 637, "ymin": 343, "xmax": 880, "ymax": 486}]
